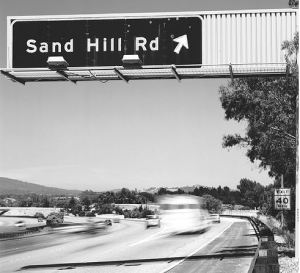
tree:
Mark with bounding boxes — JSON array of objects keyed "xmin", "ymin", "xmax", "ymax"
[
  {"xmin": 85, "ymin": 211, "xmax": 96, "ymax": 217},
  {"xmin": 81, "ymin": 196, "xmax": 91, "ymax": 211},
  {"xmin": 131, "ymin": 208, "xmax": 141, "ymax": 218},
  {"xmin": 78, "ymin": 211, "xmax": 85, "ymax": 217},
  {"xmin": 220, "ymin": 76, "xmax": 297, "ymax": 179},
  {"xmin": 237, "ymin": 179, "xmax": 264, "ymax": 209},
  {"xmin": 98, "ymin": 203, "xmax": 114, "ymax": 214},
  {"xmin": 219, "ymin": 33, "xmax": 298, "ymax": 183},
  {"xmin": 34, "ymin": 212, "xmax": 45, "ymax": 219},
  {"xmin": 141, "ymin": 209, "xmax": 154, "ymax": 218},
  {"xmin": 139, "ymin": 192, "xmax": 155, "ymax": 202},
  {"xmin": 69, "ymin": 196, "xmax": 76, "ymax": 208},
  {"xmin": 71, "ymin": 204, "xmax": 82, "ymax": 216},
  {"xmin": 80, "ymin": 190, "xmax": 99, "ymax": 204},
  {"xmin": 202, "ymin": 195, "xmax": 222, "ymax": 213},
  {"xmin": 288, "ymin": 0, "xmax": 299, "ymax": 8},
  {"xmin": 114, "ymin": 206, "xmax": 123, "ymax": 215},
  {"xmin": 259, "ymin": 183, "xmax": 278, "ymax": 216},
  {"xmin": 42, "ymin": 197, "xmax": 50, "ymax": 208},
  {"xmin": 219, "ymin": 33, "xmax": 298, "ymax": 229}
]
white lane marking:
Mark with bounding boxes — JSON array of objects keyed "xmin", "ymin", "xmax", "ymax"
[
  {"xmin": 160, "ymin": 222, "xmax": 234, "ymax": 273},
  {"xmin": 129, "ymin": 228, "xmax": 168, "ymax": 247}
]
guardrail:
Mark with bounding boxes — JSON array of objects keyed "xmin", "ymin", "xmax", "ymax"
[
  {"xmin": 221, "ymin": 215, "xmax": 279, "ymax": 273},
  {"xmin": 0, "ymin": 226, "xmax": 45, "ymax": 239}
]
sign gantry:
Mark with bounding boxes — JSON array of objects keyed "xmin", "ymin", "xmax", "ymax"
[{"xmin": 1, "ymin": 9, "xmax": 297, "ymax": 84}]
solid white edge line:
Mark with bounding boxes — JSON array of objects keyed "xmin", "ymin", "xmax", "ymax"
[{"xmin": 159, "ymin": 222, "xmax": 234, "ymax": 273}]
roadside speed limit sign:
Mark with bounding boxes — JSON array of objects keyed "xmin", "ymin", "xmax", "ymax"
[{"xmin": 274, "ymin": 188, "xmax": 291, "ymax": 210}]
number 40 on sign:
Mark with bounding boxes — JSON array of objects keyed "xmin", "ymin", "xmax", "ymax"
[{"xmin": 274, "ymin": 188, "xmax": 291, "ymax": 210}]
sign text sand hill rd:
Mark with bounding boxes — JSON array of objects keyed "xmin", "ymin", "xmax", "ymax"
[{"xmin": 12, "ymin": 16, "xmax": 202, "ymax": 68}]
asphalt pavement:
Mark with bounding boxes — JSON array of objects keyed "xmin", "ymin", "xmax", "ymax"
[{"xmin": 0, "ymin": 217, "xmax": 257, "ymax": 273}]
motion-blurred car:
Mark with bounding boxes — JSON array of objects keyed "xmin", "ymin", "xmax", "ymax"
[
  {"xmin": 159, "ymin": 195, "xmax": 211, "ymax": 234},
  {"xmin": 146, "ymin": 215, "xmax": 160, "ymax": 228},
  {"xmin": 14, "ymin": 220, "xmax": 26, "ymax": 228},
  {"xmin": 53, "ymin": 223, "xmax": 87, "ymax": 234},
  {"xmin": 112, "ymin": 216, "xmax": 120, "ymax": 223},
  {"xmin": 53, "ymin": 219, "xmax": 108, "ymax": 234},
  {"xmin": 210, "ymin": 214, "xmax": 220, "ymax": 223},
  {"xmin": 105, "ymin": 219, "xmax": 112, "ymax": 226}
]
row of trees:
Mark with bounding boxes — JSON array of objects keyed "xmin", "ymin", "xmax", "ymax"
[
  {"xmin": 0, "ymin": 179, "xmax": 285, "ymax": 213},
  {"xmin": 66, "ymin": 181, "xmax": 277, "ymax": 216},
  {"xmin": 1, "ymin": 178, "xmax": 292, "ymax": 227},
  {"xmin": 0, "ymin": 193, "xmax": 73, "ymax": 208}
]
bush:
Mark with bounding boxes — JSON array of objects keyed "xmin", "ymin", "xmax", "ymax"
[
  {"xmin": 130, "ymin": 209, "xmax": 141, "ymax": 218},
  {"xmin": 85, "ymin": 211, "xmax": 96, "ymax": 217},
  {"xmin": 46, "ymin": 212, "xmax": 64, "ymax": 226},
  {"xmin": 284, "ymin": 230, "xmax": 295, "ymax": 248},
  {"xmin": 258, "ymin": 214, "xmax": 295, "ymax": 248},
  {"xmin": 78, "ymin": 211, "xmax": 85, "ymax": 217},
  {"xmin": 141, "ymin": 209, "xmax": 154, "ymax": 218},
  {"xmin": 34, "ymin": 212, "xmax": 45, "ymax": 219},
  {"xmin": 72, "ymin": 209, "xmax": 80, "ymax": 216},
  {"xmin": 258, "ymin": 214, "xmax": 281, "ymax": 231}
]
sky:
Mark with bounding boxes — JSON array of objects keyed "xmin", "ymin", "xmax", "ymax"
[{"xmin": 0, "ymin": 0, "xmax": 291, "ymax": 192}]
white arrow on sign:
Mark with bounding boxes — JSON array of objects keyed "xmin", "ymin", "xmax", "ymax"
[{"xmin": 173, "ymin": 34, "xmax": 189, "ymax": 54}]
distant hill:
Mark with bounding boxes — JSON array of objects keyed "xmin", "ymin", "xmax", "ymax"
[{"xmin": 0, "ymin": 177, "xmax": 82, "ymax": 196}]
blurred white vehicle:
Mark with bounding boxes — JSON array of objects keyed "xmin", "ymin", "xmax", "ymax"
[
  {"xmin": 159, "ymin": 195, "xmax": 211, "ymax": 234},
  {"xmin": 14, "ymin": 220, "xmax": 26, "ymax": 228},
  {"xmin": 146, "ymin": 215, "xmax": 160, "ymax": 228},
  {"xmin": 53, "ymin": 218, "xmax": 108, "ymax": 234},
  {"xmin": 210, "ymin": 214, "xmax": 221, "ymax": 223}
]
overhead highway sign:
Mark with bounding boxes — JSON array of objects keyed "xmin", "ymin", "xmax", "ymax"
[
  {"xmin": 11, "ymin": 16, "xmax": 202, "ymax": 68},
  {"xmin": 1, "ymin": 9, "xmax": 297, "ymax": 84}
]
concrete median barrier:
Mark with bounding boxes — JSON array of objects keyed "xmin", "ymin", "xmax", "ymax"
[{"xmin": 253, "ymin": 236, "xmax": 279, "ymax": 273}]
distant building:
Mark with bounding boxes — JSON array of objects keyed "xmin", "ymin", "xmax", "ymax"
[
  {"xmin": 52, "ymin": 196, "xmax": 68, "ymax": 201},
  {"xmin": 167, "ymin": 188, "xmax": 179, "ymax": 192},
  {"xmin": 141, "ymin": 187, "xmax": 159, "ymax": 194},
  {"xmin": 221, "ymin": 204, "xmax": 232, "ymax": 210},
  {"xmin": 3, "ymin": 198, "xmax": 17, "ymax": 206}
]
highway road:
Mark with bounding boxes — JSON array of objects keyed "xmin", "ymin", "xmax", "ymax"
[{"xmin": 0, "ymin": 217, "xmax": 258, "ymax": 273}]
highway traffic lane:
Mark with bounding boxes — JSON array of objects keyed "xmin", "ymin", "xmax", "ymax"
[
  {"xmin": 166, "ymin": 218, "xmax": 258, "ymax": 273},
  {"xmin": 73, "ymin": 217, "xmax": 240, "ymax": 273},
  {"xmin": 0, "ymin": 223, "xmax": 119, "ymax": 257},
  {"xmin": 54, "ymin": 218, "xmax": 255, "ymax": 273},
  {"xmin": 15, "ymin": 218, "xmax": 240, "ymax": 273},
  {"xmin": 0, "ymin": 233, "xmax": 68, "ymax": 257},
  {"xmin": 0, "ymin": 220, "xmax": 149, "ymax": 273}
]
